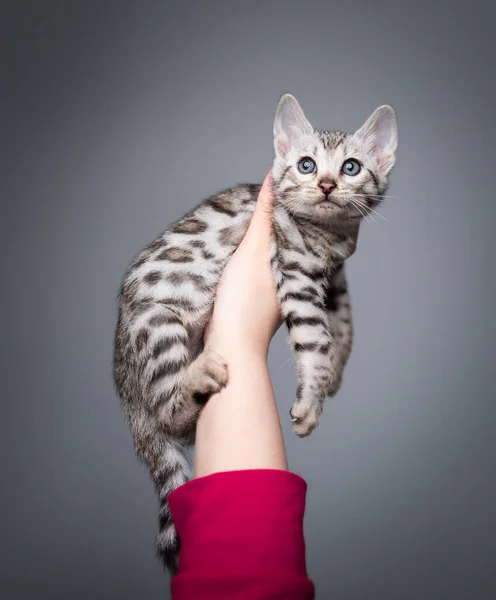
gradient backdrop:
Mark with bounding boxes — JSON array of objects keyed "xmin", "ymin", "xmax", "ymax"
[{"xmin": 1, "ymin": 1, "xmax": 495, "ymax": 598}]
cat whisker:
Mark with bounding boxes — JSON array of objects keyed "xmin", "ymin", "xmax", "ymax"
[
  {"xmin": 367, "ymin": 207, "xmax": 387, "ymax": 222},
  {"xmin": 352, "ymin": 197, "xmax": 388, "ymax": 222},
  {"xmin": 285, "ymin": 197, "xmax": 308, "ymax": 219},
  {"xmin": 350, "ymin": 200, "xmax": 373, "ymax": 225},
  {"xmin": 357, "ymin": 206, "xmax": 378, "ymax": 226},
  {"xmin": 275, "ymin": 354, "xmax": 296, "ymax": 375},
  {"xmin": 352, "ymin": 193, "xmax": 397, "ymax": 200},
  {"xmin": 352, "ymin": 201, "xmax": 376, "ymax": 226}
]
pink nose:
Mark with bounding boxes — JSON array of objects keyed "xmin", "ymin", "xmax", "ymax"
[{"xmin": 319, "ymin": 181, "xmax": 336, "ymax": 193}]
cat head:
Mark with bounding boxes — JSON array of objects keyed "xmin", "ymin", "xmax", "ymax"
[{"xmin": 272, "ymin": 94, "xmax": 398, "ymax": 224}]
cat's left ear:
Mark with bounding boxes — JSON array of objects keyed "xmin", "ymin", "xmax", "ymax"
[
  {"xmin": 355, "ymin": 105, "xmax": 398, "ymax": 175},
  {"xmin": 274, "ymin": 94, "xmax": 313, "ymax": 157}
]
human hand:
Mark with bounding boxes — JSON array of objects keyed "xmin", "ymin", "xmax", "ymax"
[
  {"xmin": 204, "ymin": 172, "xmax": 281, "ymax": 361},
  {"xmin": 196, "ymin": 172, "xmax": 287, "ymax": 476}
]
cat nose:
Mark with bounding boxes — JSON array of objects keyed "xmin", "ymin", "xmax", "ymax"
[{"xmin": 319, "ymin": 181, "xmax": 336, "ymax": 194}]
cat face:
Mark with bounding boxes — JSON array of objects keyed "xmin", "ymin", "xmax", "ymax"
[{"xmin": 272, "ymin": 94, "xmax": 398, "ymax": 223}]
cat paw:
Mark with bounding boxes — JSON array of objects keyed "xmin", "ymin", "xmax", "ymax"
[
  {"xmin": 289, "ymin": 396, "xmax": 323, "ymax": 438},
  {"xmin": 188, "ymin": 348, "xmax": 228, "ymax": 397}
]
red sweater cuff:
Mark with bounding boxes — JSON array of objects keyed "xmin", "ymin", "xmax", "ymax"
[{"xmin": 168, "ymin": 469, "xmax": 314, "ymax": 599}]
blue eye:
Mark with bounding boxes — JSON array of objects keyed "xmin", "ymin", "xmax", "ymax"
[
  {"xmin": 342, "ymin": 159, "xmax": 361, "ymax": 176},
  {"xmin": 298, "ymin": 157, "xmax": 317, "ymax": 174}
]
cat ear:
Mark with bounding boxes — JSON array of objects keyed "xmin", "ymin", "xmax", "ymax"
[
  {"xmin": 355, "ymin": 105, "xmax": 398, "ymax": 175},
  {"xmin": 274, "ymin": 94, "xmax": 313, "ymax": 157}
]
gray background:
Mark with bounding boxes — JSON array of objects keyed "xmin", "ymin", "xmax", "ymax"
[{"xmin": 1, "ymin": 1, "xmax": 495, "ymax": 598}]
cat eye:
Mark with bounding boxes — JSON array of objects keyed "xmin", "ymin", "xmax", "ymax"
[
  {"xmin": 342, "ymin": 159, "xmax": 361, "ymax": 176},
  {"xmin": 298, "ymin": 157, "xmax": 317, "ymax": 174}
]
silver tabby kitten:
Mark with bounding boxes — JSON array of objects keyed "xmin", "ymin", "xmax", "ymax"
[{"xmin": 113, "ymin": 94, "xmax": 398, "ymax": 574}]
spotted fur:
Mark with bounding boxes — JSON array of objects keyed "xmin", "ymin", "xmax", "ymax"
[{"xmin": 113, "ymin": 94, "xmax": 398, "ymax": 574}]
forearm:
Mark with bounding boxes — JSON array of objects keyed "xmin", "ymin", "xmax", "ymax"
[
  {"xmin": 170, "ymin": 173, "xmax": 314, "ymax": 598},
  {"xmin": 194, "ymin": 350, "xmax": 288, "ymax": 478}
]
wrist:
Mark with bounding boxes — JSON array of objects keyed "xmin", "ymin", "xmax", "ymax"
[
  {"xmin": 214, "ymin": 345, "xmax": 269, "ymax": 371},
  {"xmin": 205, "ymin": 335, "xmax": 270, "ymax": 366}
]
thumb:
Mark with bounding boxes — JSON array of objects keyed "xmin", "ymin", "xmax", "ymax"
[{"xmin": 244, "ymin": 171, "xmax": 274, "ymax": 244}]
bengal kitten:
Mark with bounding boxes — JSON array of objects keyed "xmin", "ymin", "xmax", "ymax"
[{"xmin": 113, "ymin": 94, "xmax": 398, "ymax": 574}]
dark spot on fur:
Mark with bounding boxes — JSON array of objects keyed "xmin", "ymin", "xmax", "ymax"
[
  {"xmin": 167, "ymin": 272, "xmax": 210, "ymax": 291},
  {"xmin": 295, "ymin": 342, "xmax": 319, "ymax": 352},
  {"xmin": 333, "ymin": 231, "xmax": 348, "ymax": 243},
  {"xmin": 158, "ymin": 297, "xmax": 194, "ymax": 310},
  {"xmin": 280, "ymin": 165, "xmax": 292, "ymax": 181},
  {"xmin": 172, "ymin": 219, "xmax": 208, "ymax": 234},
  {"xmin": 207, "ymin": 196, "xmax": 237, "ymax": 217},
  {"xmin": 281, "ymin": 291, "xmax": 323, "ymax": 309},
  {"xmin": 301, "ymin": 237, "xmax": 323, "ymax": 258},
  {"xmin": 301, "ymin": 285, "xmax": 319, "ymax": 296},
  {"xmin": 166, "ymin": 272, "xmax": 186, "ymax": 286},
  {"xmin": 283, "ymin": 261, "xmax": 326, "ymax": 280},
  {"xmin": 283, "ymin": 272, "xmax": 298, "ymax": 281},
  {"xmin": 320, "ymin": 130, "xmax": 347, "ymax": 150},
  {"xmin": 144, "ymin": 271, "xmax": 162, "ymax": 285},
  {"xmin": 152, "ymin": 338, "xmax": 181, "ymax": 359},
  {"xmin": 286, "ymin": 314, "xmax": 327, "ymax": 329},
  {"xmin": 135, "ymin": 329, "xmax": 149, "ymax": 352},
  {"xmin": 218, "ymin": 223, "xmax": 246, "ymax": 247},
  {"xmin": 149, "ymin": 360, "xmax": 184, "ymax": 386},
  {"xmin": 149, "ymin": 313, "xmax": 182, "ymax": 327},
  {"xmin": 202, "ymin": 249, "xmax": 215, "ymax": 260},
  {"xmin": 366, "ymin": 168, "xmax": 380, "ymax": 191},
  {"xmin": 157, "ymin": 247, "xmax": 194, "ymax": 263}
]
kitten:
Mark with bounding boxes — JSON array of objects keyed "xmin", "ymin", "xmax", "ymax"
[{"xmin": 113, "ymin": 94, "xmax": 398, "ymax": 574}]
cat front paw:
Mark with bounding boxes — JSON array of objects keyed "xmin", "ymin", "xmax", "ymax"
[
  {"xmin": 289, "ymin": 392, "xmax": 324, "ymax": 438},
  {"xmin": 188, "ymin": 348, "xmax": 228, "ymax": 400}
]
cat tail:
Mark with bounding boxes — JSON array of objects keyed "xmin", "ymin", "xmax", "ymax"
[{"xmin": 152, "ymin": 433, "xmax": 192, "ymax": 576}]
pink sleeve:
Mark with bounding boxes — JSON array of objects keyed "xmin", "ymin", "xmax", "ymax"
[{"xmin": 168, "ymin": 469, "xmax": 315, "ymax": 599}]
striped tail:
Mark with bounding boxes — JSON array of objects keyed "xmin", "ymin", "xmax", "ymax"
[{"xmin": 152, "ymin": 434, "xmax": 191, "ymax": 576}]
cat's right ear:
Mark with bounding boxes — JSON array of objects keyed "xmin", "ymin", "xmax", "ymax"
[{"xmin": 273, "ymin": 94, "xmax": 313, "ymax": 157}]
